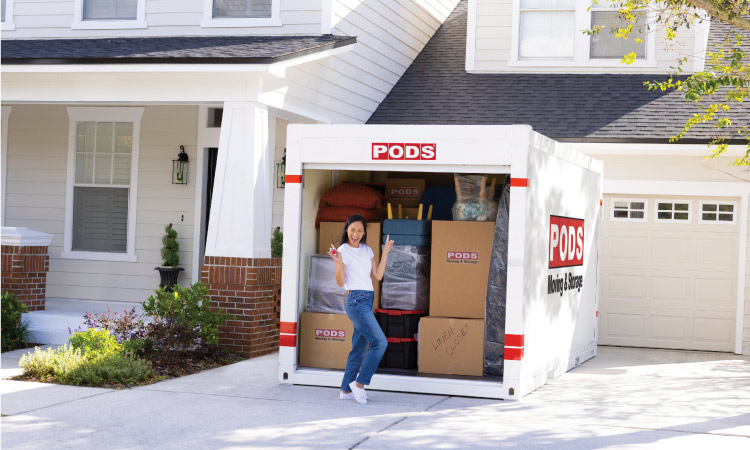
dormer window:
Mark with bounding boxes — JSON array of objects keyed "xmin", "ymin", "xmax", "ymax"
[
  {"xmin": 72, "ymin": 0, "xmax": 146, "ymax": 29},
  {"xmin": 511, "ymin": 0, "xmax": 654, "ymax": 68},
  {"xmin": 202, "ymin": 0, "xmax": 281, "ymax": 27}
]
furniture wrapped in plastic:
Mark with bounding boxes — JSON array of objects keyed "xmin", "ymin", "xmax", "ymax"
[
  {"xmin": 306, "ymin": 254, "xmax": 347, "ymax": 314},
  {"xmin": 484, "ymin": 177, "xmax": 510, "ymax": 377},
  {"xmin": 384, "ymin": 245, "xmax": 430, "ymax": 282},
  {"xmin": 452, "ymin": 174, "xmax": 498, "ymax": 221},
  {"xmin": 381, "ymin": 278, "xmax": 430, "ymax": 311},
  {"xmin": 382, "ymin": 219, "xmax": 432, "ymax": 236}
]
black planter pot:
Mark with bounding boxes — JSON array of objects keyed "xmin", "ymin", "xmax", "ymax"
[{"xmin": 155, "ymin": 266, "xmax": 184, "ymax": 292}]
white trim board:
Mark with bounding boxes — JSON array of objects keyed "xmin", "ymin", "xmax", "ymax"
[
  {"xmin": 573, "ymin": 142, "xmax": 750, "ymax": 157},
  {"xmin": 1, "ymin": 106, "xmax": 11, "ymax": 227},
  {"xmin": 604, "ymin": 179, "xmax": 750, "ymax": 355},
  {"xmin": 465, "ymin": 0, "xmax": 476, "ymax": 72}
]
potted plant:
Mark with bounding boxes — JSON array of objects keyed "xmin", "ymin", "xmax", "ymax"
[{"xmin": 155, "ymin": 223, "xmax": 184, "ymax": 291}]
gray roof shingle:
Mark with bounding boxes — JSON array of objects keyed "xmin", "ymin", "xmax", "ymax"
[
  {"xmin": 1, "ymin": 35, "xmax": 356, "ymax": 65},
  {"xmin": 367, "ymin": 1, "xmax": 748, "ymax": 143}
]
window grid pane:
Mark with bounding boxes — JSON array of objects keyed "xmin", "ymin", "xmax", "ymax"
[
  {"xmin": 590, "ymin": 11, "xmax": 646, "ymax": 59},
  {"xmin": 83, "ymin": 0, "xmax": 137, "ymax": 21},
  {"xmin": 213, "ymin": 0, "xmax": 272, "ymax": 18},
  {"xmin": 519, "ymin": 11, "xmax": 574, "ymax": 58},
  {"xmin": 700, "ymin": 202, "xmax": 736, "ymax": 223},
  {"xmin": 75, "ymin": 121, "xmax": 132, "ymax": 186}
]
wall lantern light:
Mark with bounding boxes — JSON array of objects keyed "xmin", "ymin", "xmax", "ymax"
[
  {"xmin": 276, "ymin": 149, "xmax": 286, "ymax": 189},
  {"xmin": 173, "ymin": 145, "xmax": 189, "ymax": 185}
]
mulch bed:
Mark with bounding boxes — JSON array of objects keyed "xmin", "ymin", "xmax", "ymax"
[{"xmin": 10, "ymin": 348, "xmax": 244, "ymax": 389}]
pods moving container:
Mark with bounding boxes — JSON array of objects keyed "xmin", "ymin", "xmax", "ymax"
[{"xmin": 279, "ymin": 125, "xmax": 603, "ymax": 400}]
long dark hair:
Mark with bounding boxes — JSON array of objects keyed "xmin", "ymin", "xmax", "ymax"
[{"xmin": 339, "ymin": 214, "xmax": 368, "ymax": 246}]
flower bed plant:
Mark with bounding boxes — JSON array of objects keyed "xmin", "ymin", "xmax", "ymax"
[
  {"xmin": 2, "ymin": 291, "xmax": 32, "ymax": 352},
  {"xmin": 15, "ymin": 282, "xmax": 239, "ymax": 388}
]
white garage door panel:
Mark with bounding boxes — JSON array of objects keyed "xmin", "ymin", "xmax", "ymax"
[{"xmin": 599, "ymin": 194, "xmax": 739, "ymax": 352}]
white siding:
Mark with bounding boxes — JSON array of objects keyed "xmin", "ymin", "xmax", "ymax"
[
  {"xmin": 5, "ymin": 104, "xmax": 199, "ymax": 303},
  {"xmin": 3, "ymin": 0, "xmax": 321, "ymax": 38},
  {"xmin": 269, "ymin": 0, "xmax": 460, "ymax": 124},
  {"xmin": 471, "ymin": 0, "xmax": 700, "ymax": 74}
]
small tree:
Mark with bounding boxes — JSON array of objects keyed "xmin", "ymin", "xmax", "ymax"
[
  {"xmin": 271, "ymin": 227, "xmax": 283, "ymax": 258},
  {"xmin": 161, "ymin": 223, "xmax": 179, "ymax": 267}
]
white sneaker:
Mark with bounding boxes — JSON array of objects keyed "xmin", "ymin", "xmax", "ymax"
[
  {"xmin": 340, "ymin": 391, "xmax": 369, "ymax": 400},
  {"xmin": 348, "ymin": 381, "xmax": 368, "ymax": 404}
]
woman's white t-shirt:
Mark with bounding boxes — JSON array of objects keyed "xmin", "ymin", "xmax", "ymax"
[{"xmin": 337, "ymin": 243, "xmax": 374, "ymax": 291}]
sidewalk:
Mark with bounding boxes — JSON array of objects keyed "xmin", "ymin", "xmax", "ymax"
[{"xmin": 2, "ymin": 346, "xmax": 749, "ymax": 449}]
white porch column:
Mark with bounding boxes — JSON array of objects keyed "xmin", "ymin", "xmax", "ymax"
[{"xmin": 205, "ymin": 102, "xmax": 272, "ymax": 258}]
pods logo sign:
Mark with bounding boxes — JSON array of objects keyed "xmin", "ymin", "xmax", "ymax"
[
  {"xmin": 315, "ymin": 329, "xmax": 346, "ymax": 338},
  {"xmin": 549, "ymin": 216, "xmax": 584, "ymax": 268},
  {"xmin": 372, "ymin": 143, "xmax": 436, "ymax": 160}
]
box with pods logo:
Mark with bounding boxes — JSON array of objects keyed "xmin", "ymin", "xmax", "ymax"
[
  {"xmin": 429, "ymin": 221, "xmax": 495, "ymax": 319},
  {"xmin": 384, "ymin": 178, "xmax": 426, "ymax": 208},
  {"xmin": 299, "ymin": 312, "xmax": 353, "ymax": 370}
]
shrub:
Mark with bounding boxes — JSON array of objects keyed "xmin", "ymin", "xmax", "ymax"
[
  {"xmin": 81, "ymin": 307, "xmax": 149, "ymax": 344},
  {"xmin": 141, "ymin": 282, "xmax": 231, "ymax": 352},
  {"xmin": 69, "ymin": 329, "xmax": 123, "ymax": 357},
  {"xmin": 160, "ymin": 223, "xmax": 179, "ymax": 267},
  {"xmin": 2, "ymin": 291, "xmax": 31, "ymax": 352},
  {"xmin": 19, "ymin": 345, "xmax": 152, "ymax": 386},
  {"xmin": 271, "ymin": 227, "xmax": 283, "ymax": 258}
]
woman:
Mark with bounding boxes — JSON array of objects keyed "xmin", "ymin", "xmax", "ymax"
[{"xmin": 329, "ymin": 214, "xmax": 394, "ymax": 404}]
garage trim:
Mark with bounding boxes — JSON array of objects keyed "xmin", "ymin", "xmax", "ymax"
[{"xmin": 604, "ymin": 180, "xmax": 750, "ymax": 354}]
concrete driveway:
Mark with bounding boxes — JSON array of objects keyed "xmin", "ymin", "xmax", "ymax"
[{"xmin": 1, "ymin": 346, "xmax": 749, "ymax": 449}]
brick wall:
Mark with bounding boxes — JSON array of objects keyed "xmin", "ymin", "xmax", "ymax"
[
  {"xmin": 1, "ymin": 245, "xmax": 50, "ymax": 311},
  {"xmin": 201, "ymin": 256, "xmax": 282, "ymax": 358}
]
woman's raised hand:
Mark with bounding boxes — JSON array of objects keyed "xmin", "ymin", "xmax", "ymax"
[
  {"xmin": 329, "ymin": 244, "xmax": 343, "ymax": 263},
  {"xmin": 383, "ymin": 235, "xmax": 395, "ymax": 254}
]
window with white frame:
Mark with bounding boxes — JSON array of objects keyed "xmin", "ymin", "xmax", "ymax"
[
  {"xmin": 72, "ymin": 0, "xmax": 146, "ymax": 29},
  {"xmin": 1, "ymin": 0, "xmax": 15, "ymax": 30},
  {"xmin": 518, "ymin": 0, "xmax": 575, "ymax": 59},
  {"xmin": 654, "ymin": 200, "xmax": 691, "ymax": 223},
  {"xmin": 611, "ymin": 198, "xmax": 647, "ymax": 221},
  {"xmin": 202, "ymin": 0, "xmax": 280, "ymax": 27},
  {"xmin": 699, "ymin": 201, "xmax": 737, "ymax": 224},
  {"xmin": 64, "ymin": 108, "xmax": 143, "ymax": 262},
  {"xmin": 513, "ymin": 0, "xmax": 652, "ymax": 65},
  {"xmin": 590, "ymin": 1, "xmax": 646, "ymax": 59}
]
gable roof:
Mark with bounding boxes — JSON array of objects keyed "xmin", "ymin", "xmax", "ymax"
[
  {"xmin": 1, "ymin": 35, "xmax": 356, "ymax": 65},
  {"xmin": 368, "ymin": 1, "xmax": 748, "ymax": 143}
]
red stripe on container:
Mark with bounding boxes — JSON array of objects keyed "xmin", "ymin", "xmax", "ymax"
[
  {"xmin": 505, "ymin": 334, "xmax": 525, "ymax": 347},
  {"xmin": 596, "ymin": 310, "xmax": 599, "ymax": 317},
  {"xmin": 280, "ymin": 321, "xmax": 297, "ymax": 334},
  {"xmin": 279, "ymin": 334, "xmax": 297, "ymax": 347},
  {"xmin": 600, "ymin": 199, "xmax": 603, "ymax": 206},
  {"xmin": 504, "ymin": 347, "xmax": 524, "ymax": 361},
  {"xmin": 510, "ymin": 178, "xmax": 528, "ymax": 187},
  {"xmin": 285, "ymin": 175, "xmax": 302, "ymax": 183}
]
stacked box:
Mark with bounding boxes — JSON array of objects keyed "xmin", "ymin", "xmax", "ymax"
[
  {"xmin": 380, "ymin": 337, "xmax": 418, "ymax": 369},
  {"xmin": 306, "ymin": 255, "xmax": 347, "ymax": 314},
  {"xmin": 375, "ymin": 309, "xmax": 426, "ymax": 339}
]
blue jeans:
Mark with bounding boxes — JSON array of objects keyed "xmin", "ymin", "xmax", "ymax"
[{"xmin": 340, "ymin": 290, "xmax": 387, "ymax": 390}]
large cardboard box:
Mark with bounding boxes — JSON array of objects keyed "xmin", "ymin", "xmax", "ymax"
[
  {"xmin": 385, "ymin": 178, "xmax": 426, "ymax": 208},
  {"xmin": 299, "ymin": 312, "xmax": 353, "ymax": 369},
  {"xmin": 418, "ymin": 317, "xmax": 485, "ymax": 376},
  {"xmin": 429, "ymin": 221, "xmax": 495, "ymax": 318},
  {"xmin": 319, "ymin": 221, "xmax": 382, "ymax": 309}
]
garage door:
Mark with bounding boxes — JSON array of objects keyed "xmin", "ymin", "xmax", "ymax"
[{"xmin": 599, "ymin": 195, "xmax": 739, "ymax": 352}]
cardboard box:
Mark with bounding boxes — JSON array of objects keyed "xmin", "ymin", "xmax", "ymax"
[
  {"xmin": 318, "ymin": 221, "xmax": 382, "ymax": 309},
  {"xmin": 385, "ymin": 178, "xmax": 426, "ymax": 208},
  {"xmin": 418, "ymin": 317, "xmax": 485, "ymax": 376},
  {"xmin": 299, "ymin": 312, "xmax": 353, "ymax": 370},
  {"xmin": 429, "ymin": 221, "xmax": 495, "ymax": 318}
]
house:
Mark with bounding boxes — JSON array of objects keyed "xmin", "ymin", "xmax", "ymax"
[
  {"xmin": 368, "ymin": 0, "xmax": 750, "ymax": 355},
  {"xmin": 0, "ymin": 0, "xmax": 460, "ymax": 356},
  {"xmin": 3, "ymin": 0, "xmax": 748, "ymax": 358}
]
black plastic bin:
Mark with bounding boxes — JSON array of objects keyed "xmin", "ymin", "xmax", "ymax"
[
  {"xmin": 375, "ymin": 309, "xmax": 426, "ymax": 339},
  {"xmin": 379, "ymin": 337, "xmax": 418, "ymax": 369}
]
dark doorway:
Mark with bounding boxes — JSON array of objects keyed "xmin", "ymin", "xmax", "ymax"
[{"xmin": 204, "ymin": 147, "xmax": 219, "ymax": 250}]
